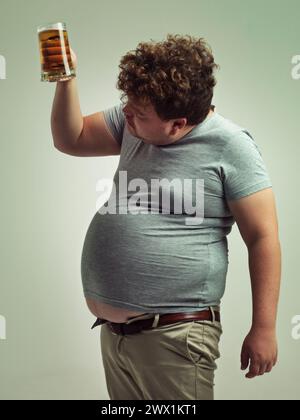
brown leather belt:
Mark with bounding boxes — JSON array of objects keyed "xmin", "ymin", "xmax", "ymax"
[{"xmin": 91, "ymin": 309, "xmax": 220, "ymax": 335}]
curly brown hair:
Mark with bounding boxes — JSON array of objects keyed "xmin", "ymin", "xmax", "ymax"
[{"xmin": 116, "ymin": 34, "xmax": 220, "ymax": 126}]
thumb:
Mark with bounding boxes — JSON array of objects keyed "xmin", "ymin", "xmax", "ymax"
[{"xmin": 241, "ymin": 347, "xmax": 250, "ymax": 370}]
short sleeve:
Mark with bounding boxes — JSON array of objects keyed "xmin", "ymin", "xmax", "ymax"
[
  {"xmin": 220, "ymin": 130, "xmax": 272, "ymax": 201},
  {"xmin": 102, "ymin": 103, "xmax": 125, "ymax": 146}
]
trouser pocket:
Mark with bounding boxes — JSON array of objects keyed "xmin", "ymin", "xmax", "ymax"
[{"xmin": 185, "ymin": 320, "xmax": 222, "ymax": 367}]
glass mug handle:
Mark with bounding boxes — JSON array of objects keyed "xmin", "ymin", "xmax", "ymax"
[{"xmin": 37, "ymin": 22, "xmax": 76, "ymax": 82}]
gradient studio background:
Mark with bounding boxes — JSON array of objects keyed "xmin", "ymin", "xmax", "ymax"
[{"xmin": 0, "ymin": 0, "xmax": 299, "ymax": 400}]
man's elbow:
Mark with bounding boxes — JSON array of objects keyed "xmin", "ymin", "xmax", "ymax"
[{"xmin": 53, "ymin": 142, "xmax": 74, "ymax": 155}]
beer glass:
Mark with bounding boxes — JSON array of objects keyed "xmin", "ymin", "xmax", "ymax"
[{"xmin": 37, "ymin": 22, "xmax": 76, "ymax": 82}]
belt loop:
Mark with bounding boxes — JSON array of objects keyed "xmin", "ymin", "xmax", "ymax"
[
  {"xmin": 209, "ymin": 306, "xmax": 215, "ymax": 322},
  {"xmin": 151, "ymin": 313, "xmax": 160, "ymax": 328}
]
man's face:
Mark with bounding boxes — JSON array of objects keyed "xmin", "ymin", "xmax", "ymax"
[{"xmin": 122, "ymin": 96, "xmax": 196, "ymax": 146}]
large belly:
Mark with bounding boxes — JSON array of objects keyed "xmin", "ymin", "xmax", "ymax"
[{"xmin": 81, "ymin": 211, "xmax": 226, "ymax": 314}]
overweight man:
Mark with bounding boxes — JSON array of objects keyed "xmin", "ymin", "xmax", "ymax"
[{"xmin": 50, "ymin": 34, "xmax": 281, "ymax": 400}]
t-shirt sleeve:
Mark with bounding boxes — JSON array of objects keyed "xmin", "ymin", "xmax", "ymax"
[
  {"xmin": 220, "ymin": 130, "xmax": 273, "ymax": 201},
  {"xmin": 102, "ymin": 103, "xmax": 125, "ymax": 146}
]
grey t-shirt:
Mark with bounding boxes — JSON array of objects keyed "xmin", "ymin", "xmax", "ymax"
[{"xmin": 81, "ymin": 103, "xmax": 272, "ymax": 313}]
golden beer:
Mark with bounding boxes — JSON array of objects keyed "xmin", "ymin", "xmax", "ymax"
[{"xmin": 37, "ymin": 22, "xmax": 76, "ymax": 82}]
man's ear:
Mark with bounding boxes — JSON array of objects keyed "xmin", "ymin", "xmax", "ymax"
[{"xmin": 172, "ymin": 118, "xmax": 188, "ymax": 131}]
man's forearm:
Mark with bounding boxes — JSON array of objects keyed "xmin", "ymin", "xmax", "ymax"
[
  {"xmin": 247, "ymin": 236, "xmax": 281, "ymax": 330},
  {"xmin": 51, "ymin": 78, "xmax": 83, "ymax": 150}
]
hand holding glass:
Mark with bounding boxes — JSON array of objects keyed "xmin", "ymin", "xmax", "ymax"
[{"xmin": 37, "ymin": 22, "xmax": 76, "ymax": 82}]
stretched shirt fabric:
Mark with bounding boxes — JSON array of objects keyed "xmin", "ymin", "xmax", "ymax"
[{"xmin": 81, "ymin": 103, "xmax": 272, "ymax": 313}]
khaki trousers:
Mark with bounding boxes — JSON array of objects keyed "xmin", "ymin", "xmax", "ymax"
[{"xmin": 100, "ymin": 308, "xmax": 222, "ymax": 400}]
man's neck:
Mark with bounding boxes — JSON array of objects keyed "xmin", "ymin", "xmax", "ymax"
[{"xmin": 182, "ymin": 107, "xmax": 215, "ymax": 137}]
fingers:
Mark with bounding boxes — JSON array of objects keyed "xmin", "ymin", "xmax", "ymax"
[
  {"xmin": 258, "ymin": 363, "xmax": 268, "ymax": 376},
  {"xmin": 245, "ymin": 359, "xmax": 276, "ymax": 378},
  {"xmin": 41, "ymin": 46, "xmax": 71, "ymax": 56},
  {"xmin": 265, "ymin": 362, "xmax": 274, "ymax": 373},
  {"xmin": 245, "ymin": 359, "xmax": 261, "ymax": 379}
]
